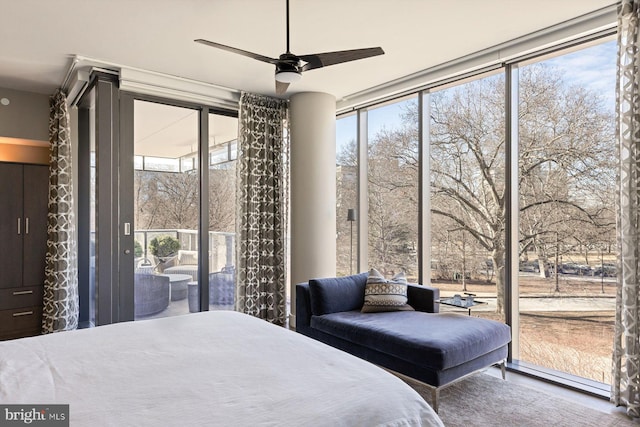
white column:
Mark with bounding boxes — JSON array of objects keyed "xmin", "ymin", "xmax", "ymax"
[{"xmin": 289, "ymin": 92, "xmax": 336, "ymax": 322}]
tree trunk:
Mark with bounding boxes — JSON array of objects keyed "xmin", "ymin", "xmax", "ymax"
[
  {"xmin": 536, "ymin": 250, "xmax": 550, "ymax": 278},
  {"xmin": 461, "ymin": 232, "xmax": 467, "ymax": 292},
  {"xmin": 584, "ymin": 248, "xmax": 589, "ymax": 266}
]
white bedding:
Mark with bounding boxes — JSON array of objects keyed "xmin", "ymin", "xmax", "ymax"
[{"xmin": 0, "ymin": 311, "xmax": 442, "ymax": 426}]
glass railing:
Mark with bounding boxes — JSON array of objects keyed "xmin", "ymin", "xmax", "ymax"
[
  {"xmin": 134, "ymin": 229, "xmax": 235, "ymax": 272},
  {"xmin": 132, "ymin": 229, "xmax": 236, "ymax": 320}
]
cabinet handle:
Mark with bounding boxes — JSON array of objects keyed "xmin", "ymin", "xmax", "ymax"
[
  {"xmin": 25, "ymin": 217, "xmax": 29, "ymax": 234},
  {"xmin": 12, "ymin": 290, "xmax": 33, "ymax": 296},
  {"xmin": 12, "ymin": 311, "xmax": 33, "ymax": 317},
  {"xmin": 17, "ymin": 218, "xmax": 21, "ymax": 235}
]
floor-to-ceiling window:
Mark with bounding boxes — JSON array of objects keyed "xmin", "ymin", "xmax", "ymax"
[
  {"xmin": 516, "ymin": 40, "xmax": 617, "ymax": 384},
  {"xmin": 367, "ymin": 96, "xmax": 419, "ymax": 281},
  {"xmin": 336, "ymin": 113, "xmax": 358, "ymax": 276},
  {"xmin": 336, "ymin": 34, "xmax": 616, "ymax": 393},
  {"xmin": 429, "ymin": 72, "xmax": 505, "ymax": 319}
]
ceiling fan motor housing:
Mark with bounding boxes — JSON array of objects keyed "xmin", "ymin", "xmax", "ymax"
[{"xmin": 275, "ymin": 53, "xmax": 302, "ymax": 82}]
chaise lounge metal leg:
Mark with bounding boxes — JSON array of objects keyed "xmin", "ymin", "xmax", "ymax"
[
  {"xmin": 501, "ymin": 360, "xmax": 506, "ymax": 380},
  {"xmin": 431, "ymin": 388, "xmax": 439, "ymax": 413}
]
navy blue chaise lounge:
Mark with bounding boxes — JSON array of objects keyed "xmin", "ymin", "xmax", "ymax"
[{"xmin": 296, "ymin": 272, "xmax": 512, "ymax": 412}]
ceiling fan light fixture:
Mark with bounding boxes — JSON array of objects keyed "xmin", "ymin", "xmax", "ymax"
[{"xmin": 275, "ymin": 70, "xmax": 302, "ymax": 83}]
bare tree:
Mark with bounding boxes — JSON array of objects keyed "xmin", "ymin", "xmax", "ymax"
[
  {"xmin": 337, "ymin": 64, "xmax": 615, "ymax": 314},
  {"xmin": 135, "ymin": 166, "xmax": 237, "ymax": 234},
  {"xmin": 367, "ymin": 120, "xmax": 419, "ymax": 276},
  {"xmin": 134, "ymin": 170, "xmax": 161, "ymax": 229},
  {"xmin": 336, "ymin": 139, "xmax": 359, "ymax": 275},
  {"xmin": 428, "ymin": 75, "xmax": 508, "ymax": 311},
  {"xmin": 153, "ymin": 171, "xmax": 199, "ymax": 229},
  {"xmin": 430, "ymin": 66, "xmax": 614, "ymax": 313},
  {"xmin": 209, "ymin": 165, "xmax": 236, "ymax": 232}
]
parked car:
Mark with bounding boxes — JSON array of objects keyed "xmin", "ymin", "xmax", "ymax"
[
  {"xmin": 558, "ymin": 263, "xmax": 578, "ymax": 274},
  {"xmin": 559, "ymin": 263, "xmax": 592, "ymax": 276},
  {"xmin": 519, "ymin": 260, "xmax": 540, "ymax": 273},
  {"xmin": 593, "ymin": 264, "xmax": 617, "ymax": 277},
  {"xmin": 577, "ymin": 265, "xmax": 593, "ymax": 276},
  {"xmin": 479, "ymin": 259, "xmax": 494, "ymax": 273}
]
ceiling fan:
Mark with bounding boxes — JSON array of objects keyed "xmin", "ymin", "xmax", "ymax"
[{"xmin": 195, "ymin": 0, "xmax": 384, "ymax": 95}]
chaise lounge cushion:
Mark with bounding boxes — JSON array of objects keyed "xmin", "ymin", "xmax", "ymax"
[
  {"xmin": 310, "ymin": 310, "xmax": 511, "ymax": 371},
  {"xmin": 177, "ymin": 250, "xmax": 198, "ymax": 265},
  {"xmin": 308, "ymin": 272, "xmax": 369, "ymax": 316}
]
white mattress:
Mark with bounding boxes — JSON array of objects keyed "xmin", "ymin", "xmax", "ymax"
[{"xmin": 0, "ymin": 311, "xmax": 442, "ymax": 426}]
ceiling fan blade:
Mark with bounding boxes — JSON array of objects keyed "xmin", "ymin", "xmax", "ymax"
[
  {"xmin": 194, "ymin": 39, "xmax": 277, "ymax": 65},
  {"xmin": 276, "ymin": 80, "xmax": 290, "ymax": 95},
  {"xmin": 299, "ymin": 47, "xmax": 384, "ymax": 71}
]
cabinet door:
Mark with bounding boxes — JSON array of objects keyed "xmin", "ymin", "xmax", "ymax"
[
  {"xmin": 23, "ymin": 165, "xmax": 49, "ymax": 288},
  {"xmin": 0, "ymin": 164, "xmax": 24, "ymax": 288}
]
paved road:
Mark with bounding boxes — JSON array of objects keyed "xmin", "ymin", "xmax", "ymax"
[{"xmin": 440, "ymin": 272, "xmax": 617, "ymax": 313}]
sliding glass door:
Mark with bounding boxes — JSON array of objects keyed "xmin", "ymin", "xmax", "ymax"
[
  {"xmin": 77, "ymin": 74, "xmax": 121, "ymax": 327},
  {"xmin": 131, "ymin": 100, "xmax": 200, "ymax": 320},
  {"xmin": 207, "ymin": 113, "xmax": 238, "ymax": 310},
  {"xmin": 123, "ymin": 100, "xmax": 239, "ymax": 320},
  {"xmin": 77, "ymin": 76, "xmax": 238, "ymax": 325}
]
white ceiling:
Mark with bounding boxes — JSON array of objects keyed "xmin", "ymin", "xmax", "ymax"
[
  {"xmin": 134, "ymin": 100, "xmax": 238, "ymax": 158},
  {"xmin": 0, "ymin": 0, "xmax": 617, "ymax": 102}
]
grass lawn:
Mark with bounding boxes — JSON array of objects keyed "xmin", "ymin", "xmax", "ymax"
[{"xmin": 432, "ymin": 274, "xmax": 615, "ymax": 384}]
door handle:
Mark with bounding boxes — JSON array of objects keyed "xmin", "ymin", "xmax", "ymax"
[
  {"xmin": 12, "ymin": 290, "xmax": 33, "ymax": 296},
  {"xmin": 12, "ymin": 311, "xmax": 33, "ymax": 317},
  {"xmin": 17, "ymin": 218, "xmax": 21, "ymax": 235},
  {"xmin": 25, "ymin": 217, "xmax": 29, "ymax": 234}
]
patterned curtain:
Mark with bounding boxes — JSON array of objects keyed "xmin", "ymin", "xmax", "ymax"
[
  {"xmin": 236, "ymin": 92, "xmax": 289, "ymax": 326},
  {"xmin": 612, "ymin": 0, "xmax": 640, "ymax": 417},
  {"xmin": 42, "ymin": 89, "xmax": 79, "ymax": 333}
]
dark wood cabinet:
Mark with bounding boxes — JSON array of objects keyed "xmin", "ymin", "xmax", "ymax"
[
  {"xmin": 0, "ymin": 162, "xmax": 48, "ymax": 340},
  {"xmin": 22, "ymin": 166, "xmax": 49, "ymax": 288}
]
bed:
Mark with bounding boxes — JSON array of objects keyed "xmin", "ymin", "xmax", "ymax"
[{"xmin": 0, "ymin": 311, "xmax": 443, "ymax": 426}]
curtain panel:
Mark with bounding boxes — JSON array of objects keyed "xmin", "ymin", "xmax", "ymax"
[
  {"xmin": 612, "ymin": 0, "xmax": 640, "ymax": 417},
  {"xmin": 235, "ymin": 92, "xmax": 289, "ymax": 326},
  {"xmin": 42, "ymin": 89, "xmax": 79, "ymax": 333}
]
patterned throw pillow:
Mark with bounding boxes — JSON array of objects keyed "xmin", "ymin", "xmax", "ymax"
[{"xmin": 361, "ymin": 268, "xmax": 414, "ymax": 313}]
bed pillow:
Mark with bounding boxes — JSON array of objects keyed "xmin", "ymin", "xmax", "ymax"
[{"xmin": 361, "ymin": 268, "xmax": 414, "ymax": 313}]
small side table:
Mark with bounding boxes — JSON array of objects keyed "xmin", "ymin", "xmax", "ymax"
[
  {"xmin": 187, "ymin": 282, "xmax": 199, "ymax": 313},
  {"xmin": 160, "ymin": 273, "xmax": 193, "ymax": 301},
  {"xmin": 437, "ymin": 293, "xmax": 487, "ymax": 316}
]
